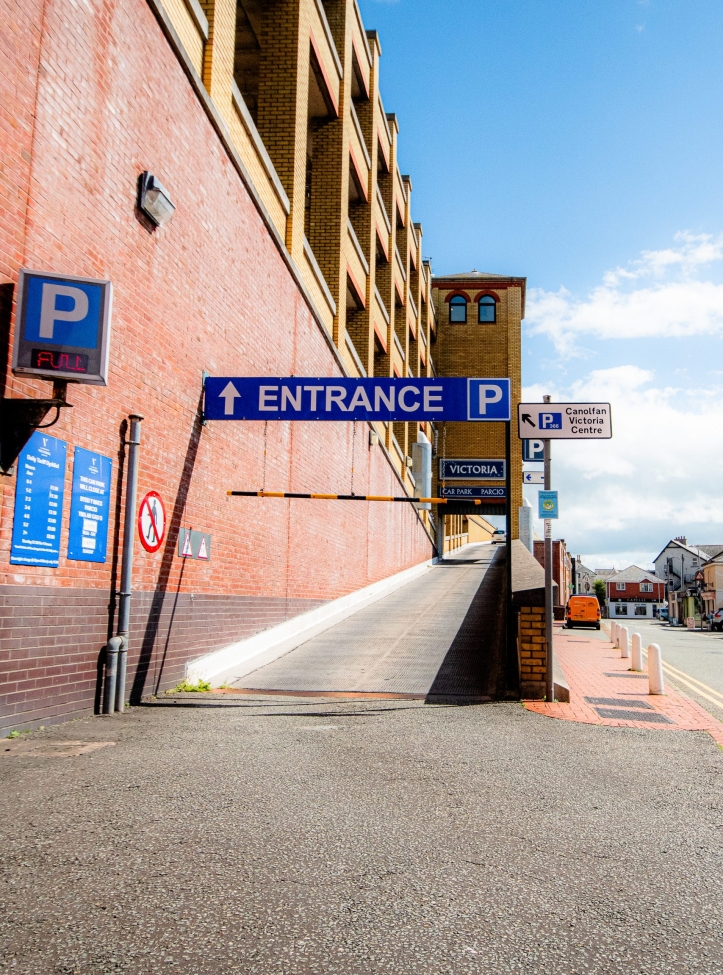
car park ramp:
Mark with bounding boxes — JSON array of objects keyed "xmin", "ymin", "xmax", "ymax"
[{"xmin": 226, "ymin": 544, "xmax": 508, "ymax": 702}]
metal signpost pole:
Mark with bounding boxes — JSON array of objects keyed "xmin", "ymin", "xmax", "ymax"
[
  {"xmin": 543, "ymin": 395, "xmax": 554, "ymax": 703},
  {"xmin": 505, "ymin": 419, "xmax": 515, "ymax": 693},
  {"xmin": 115, "ymin": 414, "xmax": 143, "ymax": 712}
]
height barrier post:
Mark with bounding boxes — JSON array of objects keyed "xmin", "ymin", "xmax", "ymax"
[{"xmin": 543, "ymin": 394, "xmax": 554, "ymax": 703}]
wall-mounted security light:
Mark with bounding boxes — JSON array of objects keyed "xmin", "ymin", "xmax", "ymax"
[{"xmin": 137, "ymin": 172, "xmax": 175, "ymax": 227}]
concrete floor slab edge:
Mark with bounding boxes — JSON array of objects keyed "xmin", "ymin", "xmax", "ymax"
[{"xmin": 185, "ymin": 557, "xmax": 436, "ymax": 684}]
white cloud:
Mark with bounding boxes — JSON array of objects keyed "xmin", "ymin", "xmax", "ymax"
[
  {"xmin": 524, "ymin": 365, "xmax": 723, "ymax": 567},
  {"xmin": 527, "ymin": 232, "xmax": 723, "ymax": 355}
]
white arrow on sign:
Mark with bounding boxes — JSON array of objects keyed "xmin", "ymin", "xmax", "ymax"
[
  {"xmin": 523, "ymin": 471, "xmax": 544, "ymax": 484},
  {"xmin": 219, "ymin": 381, "xmax": 240, "ymax": 416}
]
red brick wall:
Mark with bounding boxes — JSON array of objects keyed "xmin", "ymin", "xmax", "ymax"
[{"xmin": 0, "ymin": 0, "xmax": 433, "ymax": 731}]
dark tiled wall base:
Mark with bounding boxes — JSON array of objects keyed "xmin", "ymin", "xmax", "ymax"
[{"xmin": 0, "ymin": 586, "xmax": 327, "ymax": 733}]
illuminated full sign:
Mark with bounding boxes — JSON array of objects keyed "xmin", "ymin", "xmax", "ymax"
[{"xmin": 12, "ymin": 269, "xmax": 112, "ymax": 385}]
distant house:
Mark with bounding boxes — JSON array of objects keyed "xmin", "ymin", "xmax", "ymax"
[
  {"xmin": 595, "ymin": 568, "xmax": 617, "ymax": 583},
  {"xmin": 572, "ymin": 557, "xmax": 595, "ymax": 595},
  {"xmin": 606, "ymin": 566, "xmax": 666, "ymax": 620},
  {"xmin": 653, "ymin": 537, "xmax": 723, "ymax": 593},
  {"xmin": 703, "ymin": 553, "xmax": 723, "ymax": 615}
]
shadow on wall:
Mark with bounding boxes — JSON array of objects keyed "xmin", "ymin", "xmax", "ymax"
[
  {"xmin": 425, "ymin": 547, "xmax": 510, "ymax": 703},
  {"xmin": 0, "ymin": 282, "xmax": 12, "ymax": 399},
  {"xmin": 129, "ymin": 394, "xmax": 204, "ymax": 704}
]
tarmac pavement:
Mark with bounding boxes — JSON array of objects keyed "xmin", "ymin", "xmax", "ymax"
[{"xmin": 2, "ymin": 694, "xmax": 723, "ymax": 974}]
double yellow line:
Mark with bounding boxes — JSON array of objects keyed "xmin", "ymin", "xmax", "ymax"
[{"xmin": 642, "ymin": 649, "xmax": 723, "ymax": 711}]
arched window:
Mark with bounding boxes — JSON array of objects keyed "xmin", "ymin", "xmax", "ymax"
[
  {"xmin": 449, "ymin": 294, "xmax": 467, "ymax": 323},
  {"xmin": 478, "ymin": 295, "xmax": 496, "ymax": 323}
]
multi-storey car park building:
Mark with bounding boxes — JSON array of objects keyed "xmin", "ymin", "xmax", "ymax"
[{"xmin": 0, "ymin": 0, "xmax": 524, "ymax": 731}]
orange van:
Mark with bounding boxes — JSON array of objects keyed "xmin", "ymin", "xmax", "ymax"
[{"xmin": 565, "ymin": 595, "xmax": 601, "ymax": 629}]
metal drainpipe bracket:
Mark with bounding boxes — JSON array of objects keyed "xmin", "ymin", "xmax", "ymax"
[{"xmin": 0, "ymin": 393, "xmax": 73, "ymax": 475}]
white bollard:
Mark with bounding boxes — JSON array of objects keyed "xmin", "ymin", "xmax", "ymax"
[
  {"xmin": 612, "ymin": 622, "xmax": 619, "ymax": 647},
  {"xmin": 648, "ymin": 643, "xmax": 665, "ymax": 695},
  {"xmin": 631, "ymin": 632, "xmax": 643, "ymax": 671},
  {"xmin": 620, "ymin": 626, "xmax": 630, "ymax": 658}
]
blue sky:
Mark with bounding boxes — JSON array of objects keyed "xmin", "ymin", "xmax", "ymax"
[{"xmin": 359, "ymin": 0, "xmax": 723, "ymax": 568}]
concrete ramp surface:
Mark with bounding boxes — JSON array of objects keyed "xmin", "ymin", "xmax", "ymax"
[{"xmin": 229, "ymin": 544, "xmax": 507, "ymax": 701}]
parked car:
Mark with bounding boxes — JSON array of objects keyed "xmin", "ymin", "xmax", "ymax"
[
  {"xmin": 710, "ymin": 608, "xmax": 723, "ymax": 631},
  {"xmin": 565, "ymin": 595, "xmax": 601, "ymax": 629},
  {"xmin": 491, "ymin": 529, "xmax": 506, "ymax": 543},
  {"xmin": 657, "ymin": 607, "xmax": 669, "ymax": 623}
]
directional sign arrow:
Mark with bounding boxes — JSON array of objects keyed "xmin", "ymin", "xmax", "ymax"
[
  {"xmin": 219, "ymin": 381, "xmax": 240, "ymax": 416},
  {"xmin": 521, "ymin": 413, "xmax": 535, "ymax": 427},
  {"xmin": 523, "ymin": 471, "xmax": 544, "ymax": 484}
]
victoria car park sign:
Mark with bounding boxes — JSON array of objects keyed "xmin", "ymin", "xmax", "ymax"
[
  {"xmin": 12, "ymin": 269, "xmax": 113, "ymax": 385},
  {"xmin": 439, "ymin": 459, "xmax": 505, "ymax": 480}
]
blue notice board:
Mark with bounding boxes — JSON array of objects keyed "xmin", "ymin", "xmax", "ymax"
[
  {"xmin": 67, "ymin": 447, "xmax": 112, "ymax": 562},
  {"xmin": 538, "ymin": 490, "xmax": 559, "ymax": 519},
  {"xmin": 10, "ymin": 431, "xmax": 67, "ymax": 566}
]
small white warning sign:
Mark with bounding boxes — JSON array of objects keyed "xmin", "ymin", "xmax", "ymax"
[{"xmin": 177, "ymin": 527, "xmax": 212, "ymax": 561}]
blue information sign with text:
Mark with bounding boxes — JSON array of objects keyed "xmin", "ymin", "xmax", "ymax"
[
  {"xmin": 67, "ymin": 447, "xmax": 112, "ymax": 562},
  {"xmin": 204, "ymin": 377, "xmax": 511, "ymax": 422},
  {"xmin": 10, "ymin": 431, "xmax": 67, "ymax": 567}
]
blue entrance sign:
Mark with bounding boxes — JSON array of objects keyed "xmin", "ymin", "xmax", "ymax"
[
  {"xmin": 539, "ymin": 490, "xmax": 559, "ymax": 519},
  {"xmin": 67, "ymin": 447, "xmax": 112, "ymax": 562},
  {"xmin": 10, "ymin": 431, "xmax": 67, "ymax": 566},
  {"xmin": 12, "ymin": 269, "xmax": 113, "ymax": 384},
  {"xmin": 204, "ymin": 377, "xmax": 511, "ymax": 422},
  {"xmin": 439, "ymin": 459, "xmax": 505, "ymax": 480},
  {"xmin": 440, "ymin": 486, "xmax": 506, "ymax": 499},
  {"xmin": 522, "ymin": 439, "xmax": 545, "ymax": 462}
]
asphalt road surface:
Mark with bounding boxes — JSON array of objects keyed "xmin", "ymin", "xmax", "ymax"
[
  {"xmin": 612, "ymin": 619, "xmax": 723, "ymax": 720},
  {"xmin": 2, "ymin": 696, "xmax": 723, "ymax": 974}
]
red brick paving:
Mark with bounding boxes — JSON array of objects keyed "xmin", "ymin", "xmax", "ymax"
[{"xmin": 525, "ymin": 623, "xmax": 723, "ymax": 748}]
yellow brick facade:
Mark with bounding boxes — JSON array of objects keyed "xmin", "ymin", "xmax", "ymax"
[
  {"xmin": 518, "ymin": 607, "xmax": 547, "ymax": 691},
  {"xmin": 157, "ymin": 0, "xmax": 523, "ymax": 543},
  {"xmin": 431, "ymin": 273, "xmax": 525, "ymax": 541}
]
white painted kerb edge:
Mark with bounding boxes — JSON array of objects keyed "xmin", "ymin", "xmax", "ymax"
[{"xmin": 185, "ymin": 557, "xmax": 435, "ymax": 685}]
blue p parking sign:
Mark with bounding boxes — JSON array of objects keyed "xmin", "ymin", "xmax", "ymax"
[
  {"xmin": 540, "ymin": 412, "xmax": 562, "ymax": 431},
  {"xmin": 12, "ymin": 269, "xmax": 113, "ymax": 385}
]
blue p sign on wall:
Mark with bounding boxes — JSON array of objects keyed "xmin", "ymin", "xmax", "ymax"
[{"xmin": 12, "ymin": 269, "xmax": 113, "ymax": 384}]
